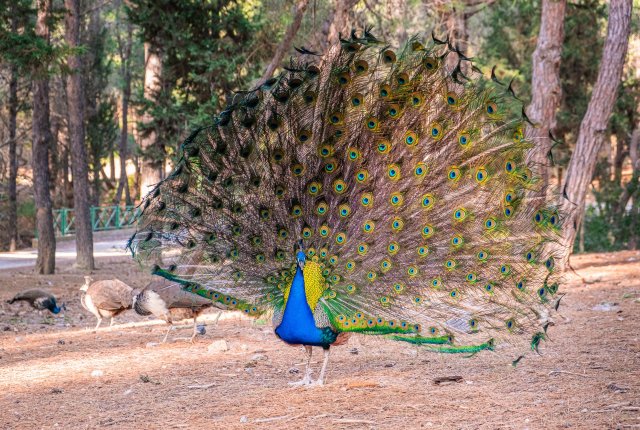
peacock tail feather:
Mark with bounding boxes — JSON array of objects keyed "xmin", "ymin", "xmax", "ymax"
[{"xmin": 128, "ymin": 31, "xmax": 564, "ymax": 359}]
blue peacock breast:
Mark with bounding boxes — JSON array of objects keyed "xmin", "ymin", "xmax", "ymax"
[{"xmin": 274, "ymin": 266, "xmax": 337, "ymax": 347}]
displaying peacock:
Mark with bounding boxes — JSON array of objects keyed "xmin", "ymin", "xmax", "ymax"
[{"xmin": 128, "ymin": 30, "xmax": 565, "ymax": 386}]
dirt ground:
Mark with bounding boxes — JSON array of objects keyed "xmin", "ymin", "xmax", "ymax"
[{"xmin": 1, "ymin": 250, "xmax": 639, "ymax": 430}]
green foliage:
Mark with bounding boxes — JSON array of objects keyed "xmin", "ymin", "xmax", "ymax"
[
  {"xmin": 477, "ymin": 0, "xmax": 539, "ymax": 92},
  {"xmin": 18, "ymin": 200, "xmax": 35, "ymax": 219},
  {"xmin": 555, "ymin": 0, "xmax": 607, "ymax": 152},
  {"xmin": 127, "ymin": 0, "xmax": 273, "ymax": 161},
  {"xmin": 0, "ymin": 0, "xmax": 76, "ymax": 77},
  {"xmin": 577, "ymin": 205, "xmax": 640, "ymax": 253}
]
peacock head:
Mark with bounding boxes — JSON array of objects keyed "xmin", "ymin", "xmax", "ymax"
[
  {"xmin": 296, "ymin": 250, "xmax": 306, "ymax": 270},
  {"xmin": 48, "ymin": 299, "xmax": 65, "ymax": 314}
]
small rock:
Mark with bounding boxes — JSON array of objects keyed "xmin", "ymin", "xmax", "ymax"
[
  {"xmin": 607, "ymin": 382, "xmax": 628, "ymax": 393},
  {"xmin": 50, "ymin": 388, "xmax": 63, "ymax": 394},
  {"xmin": 91, "ymin": 370, "xmax": 104, "ymax": 377},
  {"xmin": 433, "ymin": 375, "xmax": 464, "ymax": 385},
  {"xmin": 196, "ymin": 325, "xmax": 206, "ymax": 335},
  {"xmin": 250, "ymin": 353, "xmax": 267, "ymax": 361},
  {"xmin": 139, "ymin": 374, "xmax": 161, "ymax": 384},
  {"xmin": 57, "ymin": 339, "xmax": 65, "ymax": 345},
  {"xmin": 349, "ymin": 348, "xmax": 359, "ymax": 355},
  {"xmin": 123, "ymin": 389, "xmax": 133, "ymax": 396},
  {"xmin": 145, "ymin": 342, "xmax": 159, "ymax": 348},
  {"xmin": 240, "ymin": 416, "xmax": 248, "ymax": 423},
  {"xmin": 14, "ymin": 336, "xmax": 23, "ymax": 343},
  {"xmin": 289, "ymin": 367, "xmax": 300, "ymax": 374},
  {"xmin": 384, "ymin": 362, "xmax": 395, "ymax": 368},
  {"xmin": 592, "ymin": 302, "xmax": 619, "ymax": 312},
  {"xmin": 3, "ymin": 326, "xmax": 10, "ymax": 332},
  {"xmin": 207, "ymin": 339, "xmax": 229, "ymax": 353}
]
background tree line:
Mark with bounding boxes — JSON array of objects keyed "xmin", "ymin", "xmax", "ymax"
[{"xmin": 0, "ymin": 0, "xmax": 637, "ymax": 274}]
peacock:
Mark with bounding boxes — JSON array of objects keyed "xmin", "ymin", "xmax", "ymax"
[
  {"xmin": 128, "ymin": 30, "xmax": 565, "ymax": 386},
  {"xmin": 7, "ymin": 289, "xmax": 65, "ymax": 314},
  {"xmin": 80, "ymin": 276, "xmax": 136, "ymax": 330}
]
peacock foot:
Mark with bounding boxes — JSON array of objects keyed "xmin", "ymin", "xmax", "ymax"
[
  {"xmin": 306, "ymin": 378, "xmax": 324, "ymax": 387},
  {"xmin": 288, "ymin": 375, "xmax": 312, "ymax": 387}
]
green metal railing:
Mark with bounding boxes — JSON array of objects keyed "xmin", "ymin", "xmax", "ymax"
[{"xmin": 53, "ymin": 205, "xmax": 140, "ymax": 236}]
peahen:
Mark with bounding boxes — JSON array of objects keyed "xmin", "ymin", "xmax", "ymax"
[
  {"xmin": 133, "ymin": 278, "xmax": 225, "ymax": 343},
  {"xmin": 80, "ymin": 276, "xmax": 136, "ymax": 330},
  {"xmin": 128, "ymin": 31, "xmax": 565, "ymax": 386},
  {"xmin": 7, "ymin": 289, "xmax": 65, "ymax": 314}
]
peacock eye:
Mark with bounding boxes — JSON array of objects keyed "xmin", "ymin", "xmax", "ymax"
[{"xmin": 405, "ymin": 131, "xmax": 418, "ymax": 146}]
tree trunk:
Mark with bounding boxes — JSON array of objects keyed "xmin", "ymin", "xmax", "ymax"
[
  {"xmin": 139, "ymin": 42, "xmax": 164, "ymax": 198},
  {"xmin": 442, "ymin": 3, "xmax": 468, "ymax": 51},
  {"xmin": 33, "ymin": 0, "xmax": 56, "ymax": 274},
  {"xmin": 257, "ymin": 0, "xmax": 309, "ymax": 86},
  {"xmin": 316, "ymin": 0, "xmax": 360, "ymax": 52},
  {"xmin": 62, "ymin": 145, "xmax": 70, "ymax": 207},
  {"xmin": 92, "ymin": 162, "xmax": 101, "ymax": 206},
  {"xmin": 65, "ymin": 0, "xmax": 94, "ymax": 270},
  {"xmin": 527, "ymin": 0, "xmax": 566, "ymax": 191},
  {"xmin": 8, "ymin": 11, "xmax": 19, "ymax": 252},
  {"xmin": 625, "ymin": 126, "xmax": 640, "ymax": 249},
  {"xmin": 327, "ymin": 0, "xmax": 358, "ymax": 47},
  {"xmin": 115, "ymin": 20, "xmax": 133, "ymax": 206},
  {"xmin": 560, "ymin": 0, "xmax": 632, "ymax": 255}
]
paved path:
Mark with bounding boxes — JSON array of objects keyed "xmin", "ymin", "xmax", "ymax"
[{"xmin": 0, "ymin": 230, "xmax": 134, "ymax": 270}]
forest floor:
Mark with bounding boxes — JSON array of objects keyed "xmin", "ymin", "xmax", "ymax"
[{"xmin": 0, "ymin": 247, "xmax": 639, "ymax": 429}]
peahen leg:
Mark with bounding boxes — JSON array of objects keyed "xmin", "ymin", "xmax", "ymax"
[
  {"xmin": 162, "ymin": 324, "xmax": 173, "ymax": 343},
  {"xmin": 94, "ymin": 317, "xmax": 102, "ymax": 331},
  {"xmin": 289, "ymin": 345, "xmax": 313, "ymax": 386},
  {"xmin": 310, "ymin": 347, "xmax": 331, "ymax": 387},
  {"xmin": 212, "ymin": 310, "xmax": 222, "ymax": 325},
  {"xmin": 109, "ymin": 317, "xmax": 115, "ymax": 329}
]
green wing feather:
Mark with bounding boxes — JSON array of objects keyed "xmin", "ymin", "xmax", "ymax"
[{"xmin": 128, "ymin": 32, "xmax": 564, "ymax": 357}]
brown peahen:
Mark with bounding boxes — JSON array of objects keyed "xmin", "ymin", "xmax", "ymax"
[
  {"xmin": 128, "ymin": 30, "xmax": 565, "ymax": 386},
  {"xmin": 80, "ymin": 276, "xmax": 136, "ymax": 330},
  {"xmin": 133, "ymin": 278, "xmax": 225, "ymax": 343}
]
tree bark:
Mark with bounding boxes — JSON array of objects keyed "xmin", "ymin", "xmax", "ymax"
[
  {"xmin": 8, "ymin": 9, "xmax": 19, "ymax": 252},
  {"xmin": 623, "ymin": 125, "xmax": 639, "ymax": 249},
  {"xmin": 256, "ymin": 0, "xmax": 309, "ymax": 86},
  {"xmin": 560, "ymin": 0, "xmax": 632, "ymax": 254},
  {"xmin": 139, "ymin": 42, "xmax": 164, "ymax": 197},
  {"xmin": 115, "ymin": 19, "xmax": 133, "ymax": 206},
  {"xmin": 527, "ymin": 0, "xmax": 566, "ymax": 191},
  {"xmin": 65, "ymin": 0, "xmax": 94, "ymax": 270},
  {"xmin": 32, "ymin": 0, "xmax": 56, "ymax": 274},
  {"xmin": 327, "ymin": 0, "xmax": 359, "ymax": 47},
  {"xmin": 315, "ymin": 0, "xmax": 360, "ymax": 52}
]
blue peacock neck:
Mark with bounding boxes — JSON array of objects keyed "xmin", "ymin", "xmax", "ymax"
[{"xmin": 274, "ymin": 265, "xmax": 334, "ymax": 347}]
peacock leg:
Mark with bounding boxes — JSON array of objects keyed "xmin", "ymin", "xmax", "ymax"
[
  {"xmin": 190, "ymin": 315, "xmax": 198, "ymax": 343},
  {"xmin": 162, "ymin": 324, "xmax": 173, "ymax": 343},
  {"xmin": 289, "ymin": 345, "xmax": 313, "ymax": 386},
  {"xmin": 109, "ymin": 318, "xmax": 115, "ymax": 330},
  {"xmin": 310, "ymin": 347, "xmax": 331, "ymax": 387}
]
